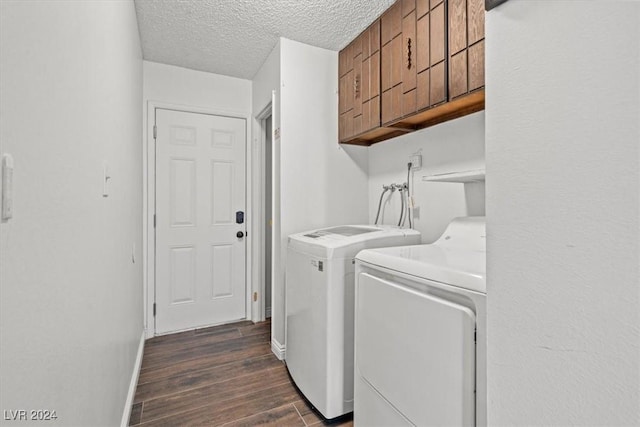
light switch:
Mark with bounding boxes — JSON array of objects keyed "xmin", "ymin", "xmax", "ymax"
[{"xmin": 2, "ymin": 154, "xmax": 14, "ymax": 220}]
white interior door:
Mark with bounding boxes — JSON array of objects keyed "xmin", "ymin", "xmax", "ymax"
[{"xmin": 155, "ymin": 108, "xmax": 246, "ymax": 334}]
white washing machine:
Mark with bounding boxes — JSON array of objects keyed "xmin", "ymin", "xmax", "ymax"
[
  {"xmin": 354, "ymin": 217, "xmax": 486, "ymax": 426},
  {"xmin": 286, "ymin": 225, "xmax": 421, "ymax": 419}
]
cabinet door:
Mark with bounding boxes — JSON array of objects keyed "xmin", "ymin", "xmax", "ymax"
[
  {"xmin": 449, "ymin": 0, "xmax": 466, "ymax": 56},
  {"xmin": 353, "ymin": 37, "xmax": 363, "ymax": 136},
  {"xmin": 468, "ymin": 39, "xmax": 484, "ymax": 92},
  {"xmin": 340, "ymin": 20, "xmax": 382, "ymax": 141},
  {"xmin": 416, "ymin": 12, "xmax": 430, "ymax": 110},
  {"xmin": 430, "ymin": 1, "xmax": 447, "ymax": 105},
  {"xmin": 402, "ymin": 0, "xmax": 416, "ymax": 17},
  {"xmin": 449, "ymin": 49, "xmax": 467, "ymax": 98},
  {"xmin": 416, "ymin": 0, "xmax": 429, "ymax": 18},
  {"xmin": 382, "ymin": 34, "xmax": 403, "ymax": 124},
  {"xmin": 402, "ymin": 11, "xmax": 417, "ymax": 117},
  {"xmin": 467, "ymin": 0, "xmax": 484, "ymax": 91},
  {"xmin": 381, "ymin": 1, "xmax": 405, "ymax": 125},
  {"xmin": 410, "ymin": 1, "xmax": 445, "ymax": 110},
  {"xmin": 365, "ymin": 22, "xmax": 381, "ymax": 132},
  {"xmin": 468, "ymin": 0, "xmax": 484, "ymax": 46},
  {"xmin": 448, "ymin": 0, "xmax": 485, "ymax": 99},
  {"xmin": 381, "ymin": 1, "xmax": 402, "ymax": 45}
]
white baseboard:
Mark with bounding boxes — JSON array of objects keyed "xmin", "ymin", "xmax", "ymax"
[
  {"xmin": 121, "ymin": 330, "xmax": 145, "ymax": 427},
  {"xmin": 145, "ymin": 325, "xmax": 154, "ymax": 339},
  {"xmin": 271, "ymin": 338, "xmax": 286, "ymax": 360}
]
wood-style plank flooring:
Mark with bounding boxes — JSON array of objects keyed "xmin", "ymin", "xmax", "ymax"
[{"xmin": 129, "ymin": 319, "xmax": 353, "ymax": 426}]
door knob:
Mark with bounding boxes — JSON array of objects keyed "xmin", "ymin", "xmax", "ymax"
[{"xmin": 237, "ymin": 231, "xmax": 244, "ymax": 238}]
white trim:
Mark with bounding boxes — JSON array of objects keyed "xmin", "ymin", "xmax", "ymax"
[
  {"xmin": 265, "ymin": 306, "xmax": 272, "ymax": 318},
  {"xmin": 252, "ymin": 102, "xmax": 273, "ymax": 324},
  {"xmin": 144, "ymin": 100, "xmax": 253, "ymax": 338},
  {"xmin": 120, "ymin": 330, "xmax": 145, "ymax": 427},
  {"xmin": 271, "ymin": 338, "xmax": 286, "ymax": 360}
]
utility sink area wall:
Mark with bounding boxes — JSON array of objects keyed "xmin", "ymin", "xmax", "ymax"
[{"xmin": 367, "ymin": 112, "xmax": 485, "ymax": 243}]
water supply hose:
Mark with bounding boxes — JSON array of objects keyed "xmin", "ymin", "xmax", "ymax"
[
  {"xmin": 398, "ymin": 187, "xmax": 405, "ymax": 227},
  {"xmin": 374, "ymin": 186, "xmax": 389, "ymax": 225},
  {"xmin": 407, "ymin": 163, "xmax": 413, "ymax": 228}
]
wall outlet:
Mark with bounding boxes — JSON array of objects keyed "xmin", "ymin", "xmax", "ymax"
[{"xmin": 409, "ymin": 154, "xmax": 422, "ymax": 170}]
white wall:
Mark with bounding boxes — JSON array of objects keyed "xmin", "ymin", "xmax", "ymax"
[
  {"xmin": 0, "ymin": 1, "xmax": 143, "ymax": 425},
  {"xmin": 368, "ymin": 112, "xmax": 485, "ymax": 243},
  {"xmin": 142, "ymin": 61, "xmax": 252, "ymax": 333},
  {"xmin": 486, "ymin": 1, "xmax": 640, "ymax": 425},
  {"xmin": 274, "ymin": 38, "xmax": 370, "ymax": 349},
  {"xmin": 143, "ymin": 61, "xmax": 252, "ymax": 113},
  {"xmin": 252, "ymin": 41, "xmax": 281, "ymax": 119}
]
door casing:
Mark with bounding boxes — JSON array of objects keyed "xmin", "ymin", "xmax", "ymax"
[
  {"xmin": 254, "ymin": 102, "xmax": 273, "ymax": 324},
  {"xmin": 144, "ymin": 101, "xmax": 253, "ymax": 338}
]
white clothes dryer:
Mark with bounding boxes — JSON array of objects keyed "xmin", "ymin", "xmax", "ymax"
[
  {"xmin": 286, "ymin": 225, "xmax": 421, "ymax": 419},
  {"xmin": 354, "ymin": 217, "xmax": 486, "ymax": 426}
]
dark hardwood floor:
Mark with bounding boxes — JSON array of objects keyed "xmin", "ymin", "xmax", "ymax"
[{"xmin": 129, "ymin": 319, "xmax": 353, "ymax": 426}]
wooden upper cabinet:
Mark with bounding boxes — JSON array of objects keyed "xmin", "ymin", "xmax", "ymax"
[
  {"xmin": 402, "ymin": 10, "xmax": 417, "ymax": 117},
  {"xmin": 365, "ymin": 20, "xmax": 381, "ymax": 133},
  {"xmin": 381, "ymin": 0, "xmax": 415, "ymax": 125},
  {"xmin": 381, "ymin": 2, "xmax": 404, "ymax": 124},
  {"xmin": 449, "ymin": 0, "xmax": 485, "ymax": 99},
  {"xmin": 416, "ymin": 0, "xmax": 429, "ymax": 18},
  {"xmin": 339, "ymin": 0, "xmax": 485, "ymax": 145},
  {"xmin": 381, "ymin": 0, "xmax": 448, "ymax": 125},
  {"xmin": 429, "ymin": 1, "xmax": 447, "ymax": 105},
  {"xmin": 339, "ymin": 20, "xmax": 381, "ymax": 141},
  {"xmin": 381, "ymin": 1, "xmax": 402, "ymax": 45}
]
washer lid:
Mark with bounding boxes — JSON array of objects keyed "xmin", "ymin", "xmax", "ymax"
[
  {"xmin": 303, "ymin": 225, "xmax": 380, "ymax": 238},
  {"xmin": 289, "ymin": 225, "xmax": 420, "ymax": 252}
]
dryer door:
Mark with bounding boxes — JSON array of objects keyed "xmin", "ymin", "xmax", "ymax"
[{"xmin": 355, "ymin": 272, "xmax": 476, "ymax": 426}]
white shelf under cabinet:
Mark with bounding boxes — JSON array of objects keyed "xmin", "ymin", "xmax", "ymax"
[{"xmin": 422, "ymin": 169, "xmax": 485, "ymax": 183}]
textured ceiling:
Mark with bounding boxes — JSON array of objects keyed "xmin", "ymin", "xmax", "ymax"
[{"xmin": 134, "ymin": 0, "xmax": 396, "ymax": 80}]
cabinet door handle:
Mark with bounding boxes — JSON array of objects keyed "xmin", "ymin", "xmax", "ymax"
[
  {"xmin": 354, "ymin": 74, "xmax": 361, "ymax": 99},
  {"xmin": 406, "ymin": 37, "xmax": 412, "ymax": 69}
]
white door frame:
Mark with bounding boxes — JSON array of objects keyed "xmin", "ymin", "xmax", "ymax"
[
  {"xmin": 253, "ymin": 102, "xmax": 273, "ymax": 323},
  {"xmin": 143, "ymin": 101, "xmax": 253, "ymax": 338}
]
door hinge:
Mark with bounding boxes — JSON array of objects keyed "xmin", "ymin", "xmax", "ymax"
[
  {"xmin": 153, "ymin": 303, "xmax": 156, "ymax": 317},
  {"xmin": 153, "ymin": 125, "xmax": 157, "ymax": 139},
  {"xmin": 253, "ymin": 292, "xmax": 258, "ymax": 302},
  {"xmin": 153, "ymin": 214, "xmax": 156, "ymax": 228}
]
